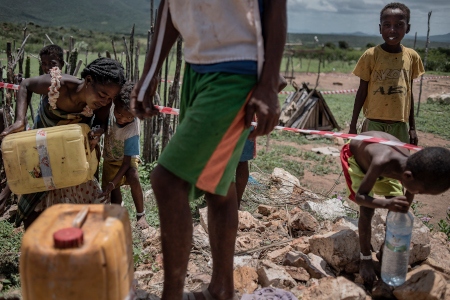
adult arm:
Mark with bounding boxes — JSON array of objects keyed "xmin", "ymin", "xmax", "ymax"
[
  {"xmin": 408, "ymin": 81, "xmax": 418, "ymax": 145},
  {"xmin": 247, "ymin": 0, "xmax": 287, "ymax": 138},
  {"xmin": 349, "ymin": 79, "xmax": 368, "ymax": 134},
  {"xmin": 130, "ymin": 0, "xmax": 180, "ymax": 119}
]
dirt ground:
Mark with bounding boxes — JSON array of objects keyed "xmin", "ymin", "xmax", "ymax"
[{"xmin": 271, "ymin": 72, "xmax": 450, "ymax": 225}]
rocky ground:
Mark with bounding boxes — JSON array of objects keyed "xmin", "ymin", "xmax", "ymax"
[{"xmin": 134, "ymin": 168, "xmax": 450, "ymax": 300}]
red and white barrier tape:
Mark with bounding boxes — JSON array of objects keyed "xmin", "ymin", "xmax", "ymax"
[
  {"xmin": 152, "ymin": 105, "xmax": 422, "ymax": 151},
  {"xmin": 0, "ymin": 82, "xmax": 20, "ymax": 90},
  {"xmin": 321, "ymin": 89, "xmax": 358, "ymax": 95}
]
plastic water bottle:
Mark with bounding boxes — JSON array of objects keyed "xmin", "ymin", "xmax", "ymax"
[{"xmin": 381, "ymin": 211, "xmax": 414, "ymax": 286}]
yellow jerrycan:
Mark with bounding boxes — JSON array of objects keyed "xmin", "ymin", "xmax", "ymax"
[
  {"xmin": 1, "ymin": 124, "xmax": 98, "ymax": 194},
  {"xmin": 20, "ymin": 204, "xmax": 135, "ymax": 300}
]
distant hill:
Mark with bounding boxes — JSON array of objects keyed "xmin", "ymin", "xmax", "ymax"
[
  {"xmin": 0, "ymin": 0, "xmax": 161, "ymax": 35},
  {"xmin": 414, "ymin": 33, "xmax": 450, "ymax": 44},
  {"xmin": 288, "ymin": 32, "xmax": 450, "ymax": 49}
]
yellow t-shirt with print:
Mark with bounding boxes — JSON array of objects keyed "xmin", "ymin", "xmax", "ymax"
[{"xmin": 353, "ymin": 45, "xmax": 424, "ymax": 122}]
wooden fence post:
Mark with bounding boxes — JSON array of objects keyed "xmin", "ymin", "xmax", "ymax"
[{"xmin": 417, "ymin": 11, "xmax": 432, "ymax": 117}]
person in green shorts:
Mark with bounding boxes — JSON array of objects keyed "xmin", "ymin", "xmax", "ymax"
[{"xmin": 131, "ymin": 1, "xmax": 286, "ymax": 299}]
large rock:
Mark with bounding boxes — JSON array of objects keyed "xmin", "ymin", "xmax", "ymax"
[
  {"xmin": 257, "ymin": 204, "xmax": 277, "ymax": 216},
  {"xmin": 305, "ymin": 198, "xmax": 348, "ymax": 220},
  {"xmin": 284, "ymin": 266, "xmax": 310, "ymax": 282},
  {"xmin": 290, "ymin": 236, "xmax": 310, "ymax": 254},
  {"xmin": 289, "ymin": 208, "xmax": 319, "ymax": 232},
  {"xmin": 234, "ymin": 255, "xmax": 259, "ymax": 269},
  {"xmin": 238, "ymin": 211, "xmax": 263, "ymax": 231},
  {"xmin": 309, "ymin": 229, "xmax": 360, "ymax": 271},
  {"xmin": 257, "ymin": 260, "xmax": 297, "ymax": 289},
  {"xmin": 283, "ymin": 251, "xmax": 334, "ymax": 279},
  {"xmin": 301, "ymin": 276, "xmax": 367, "ymax": 300},
  {"xmin": 235, "ymin": 232, "xmax": 262, "ymax": 252},
  {"xmin": 393, "ymin": 265, "xmax": 447, "ymax": 300},
  {"xmin": 134, "ymin": 270, "xmax": 153, "ymax": 288},
  {"xmin": 427, "ymin": 93, "xmax": 450, "ymax": 105},
  {"xmin": 371, "ymin": 210, "xmax": 431, "ymax": 265},
  {"xmin": 332, "ymin": 217, "xmax": 358, "ymax": 232},
  {"xmin": 423, "ymin": 232, "xmax": 450, "ymax": 275},
  {"xmin": 234, "ymin": 266, "xmax": 258, "ymax": 294},
  {"xmin": 267, "ymin": 245, "xmax": 293, "ymax": 263},
  {"xmin": 269, "ymin": 168, "xmax": 300, "ymax": 200},
  {"xmin": 192, "ymin": 224, "xmax": 210, "ymax": 250}
]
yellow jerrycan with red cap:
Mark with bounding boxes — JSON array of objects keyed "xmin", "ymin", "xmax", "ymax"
[{"xmin": 19, "ymin": 204, "xmax": 135, "ymax": 300}]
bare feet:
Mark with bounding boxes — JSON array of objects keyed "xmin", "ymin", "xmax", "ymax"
[
  {"xmin": 136, "ymin": 215, "xmax": 150, "ymax": 229},
  {"xmin": 360, "ymin": 259, "xmax": 377, "ymax": 289}
]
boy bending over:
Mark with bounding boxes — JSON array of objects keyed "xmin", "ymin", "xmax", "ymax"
[
  {"xmin": 349, "ymin": 2, "xmax": 424, "ymax": 145},
  {"xmin": 101, "ymin": 82, "xmax": 148, "ymax": 229},
  {"xmin": 340, "ymin": 131, "xmax": 450, "ymax": 286}
]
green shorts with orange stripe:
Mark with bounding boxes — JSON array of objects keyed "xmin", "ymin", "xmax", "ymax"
[{"xmin": 158, "ymin": 64, "xmax": 257, "ymax": 199}]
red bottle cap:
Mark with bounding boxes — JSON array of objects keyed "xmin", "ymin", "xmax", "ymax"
[{"xmin": 53, "ymin": 227, "xmax": 84, "ymax": 249}]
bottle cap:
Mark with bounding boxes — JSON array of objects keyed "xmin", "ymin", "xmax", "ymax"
[{"xmin": 53, "ymin": 227, "xmax": 84, "ymax": 249}]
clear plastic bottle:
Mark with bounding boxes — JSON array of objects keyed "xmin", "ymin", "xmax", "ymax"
[{"xmin": 381, "ymin": 211, "xmax": 414, "ymax": 286}]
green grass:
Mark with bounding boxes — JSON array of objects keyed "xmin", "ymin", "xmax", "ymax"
[
  {"xmin": 0, "ymin": 221, "xmax": 22, "ymax": 295},
  {"xmin": 415, "ymin": 102, "xmax": 450, "ymax": 141}
]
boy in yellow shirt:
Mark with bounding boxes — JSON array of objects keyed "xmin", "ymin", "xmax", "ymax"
[{"xmin": 349, "ymin": 2, "xmax": 424, "ymax": 145}]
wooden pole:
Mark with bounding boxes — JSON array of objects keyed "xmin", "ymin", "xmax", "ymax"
[
  {"xmin": 413, "ymin": 32, "xmax": 417, "ymax": 49},
  {"xmin": 73, "ymin": 59, "xmax": 83, "ymax": 77},
  {"xmin": 134, "ymin": 42, "xmax": 140, "ymax": 82},
  {"xmin": 122, "ymin": 37, "xmax": 131, "ymax": 79},
  {"xmin": 129, "ymin": 24, "xmax": 135, "ymax": 82},
  {"xmin": 417, "ymin": 11, "xmax": 432, "ymax": 117},
  {"xmin": 45, "ymin": 34, "xmax": 54, "ymax": 44},
  {"xmin": 111, "ymin": 40, "xmax": 118, "ymax": 61},
  {"xmin": 314, "ymin": 46, "xmax": 324, "ymax": 90},
  {"xmin": 5, "ymin": 43, "xmax": 14, "ymax": 127}
]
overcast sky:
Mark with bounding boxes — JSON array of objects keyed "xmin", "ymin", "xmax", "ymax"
[{"xmin": 287, "ymin": 0, "xmax": 450, "ymax": 36}]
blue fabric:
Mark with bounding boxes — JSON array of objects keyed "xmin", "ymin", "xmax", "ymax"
[
  {"xmin": 124, "ymin": 135, "xmax": 140, "ymax": 156},
  {"xmin": 239, "ymin": 138, "xmax": 255, "ymax": 162},
  {"xmin": 190, "ymin": 61, "xmax": 257, "ymax": 75}
]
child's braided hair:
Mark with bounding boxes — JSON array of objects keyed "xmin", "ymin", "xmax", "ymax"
[{"xmin": 81, "ymin": 57, "xmax": 126, "ymax": 86}]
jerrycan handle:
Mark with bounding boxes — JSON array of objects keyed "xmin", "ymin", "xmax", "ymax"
[{"xmin": 72, "ymin": 206, "xmax": 89, "ymax": 228}]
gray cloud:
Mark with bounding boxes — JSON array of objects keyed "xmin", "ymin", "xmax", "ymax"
[{"xmin": 287, "ymin": 0, "xmax": 450, "ymax": 35}]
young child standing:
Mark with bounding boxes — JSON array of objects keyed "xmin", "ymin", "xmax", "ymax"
[
  {"xmin": 340, "ymin": 131, "xmax": 450, "ymax": 287},
  {"xmin": 349, "ymin": 2, "xmax": 424, "ymax": 145},
  {"xmin": 100, "ymin": 82, "xmax": 149, "ymax": 229}
]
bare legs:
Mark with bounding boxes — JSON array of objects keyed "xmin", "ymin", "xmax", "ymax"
[
  {"xmin": 235, "ymin": 161, "xmax": 249, "ymax": 209},
  {"xmin": 359, "ymin": 206, "xmax": 376, "ymax": 287},
  {"xmin": 111, "ymin": 168, "xmax": 148, "ymax": 228},
  {"xmin": 151, "ymin": 165, "xmax": 238, "ymax": 300}
]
